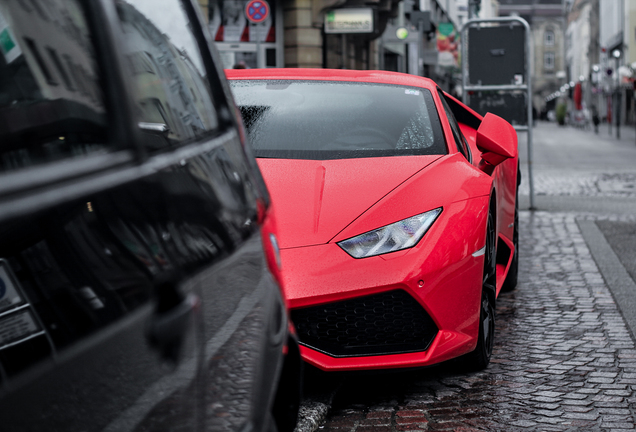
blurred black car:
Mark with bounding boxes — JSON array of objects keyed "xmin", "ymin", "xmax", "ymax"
[{"xmin": 0, "ymin": 0, "xmax": 300, "ymax": 431}]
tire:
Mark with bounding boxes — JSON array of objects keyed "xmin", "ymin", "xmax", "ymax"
[
  {"xmin": 501, "ymin": 195, "xmax": 518, "ymax": 292},
  {"xmin": 460, "ymin": 210, "xmax": 496, "ymax": 371},
  {"xmin": 271, "ymin": 335, "xmax": 302, "ymax": 432}
]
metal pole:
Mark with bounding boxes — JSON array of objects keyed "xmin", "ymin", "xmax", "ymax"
[
  {"xmin": 616, "ymin": 89, "xmax": 621, "ymax": 139},
  {"xmin": 256, "ymin": 22, "xmax": 262, "ymax": 68},
  {"xmin": 524, "ymin": 18, "xmax": 535, "ymax": 210},
  {"xmin": 609, "ymin": 93, "xmax": 612, "ymax": 135},
  {"xmin": 341, "ymin": 34, "xmax": 347, "ymax": 69},
  {"xmin": 418, "ymin": 18, "xmax": 424, "ymax": 76},
  {"xmin": 460, "ymin": 16, "xmax": 535, "ymax": 210}
]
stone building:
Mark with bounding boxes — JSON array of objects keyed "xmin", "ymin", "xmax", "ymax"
[
  {"xmin": 197, "ymin": 0, "xmax": 468, "ymax": 92},
  {"xmin": 563, "ymin": 0, "xmax": 599, "ymax": 116},
  {"xmin": 198, "ymin": 0, "xmax": 402, "ymax": 70},
  {"xmin": 498, "ymin": 0, "xmax": 566, "ymax": 116}
]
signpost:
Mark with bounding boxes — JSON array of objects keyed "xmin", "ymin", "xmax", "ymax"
[
  {"xmin": 245, "ymin": 0, "xmax": 270, "ymax": 68},
  {"xmin": 461, "ymin": 17, "xmax": 535, "ymax": 210}
]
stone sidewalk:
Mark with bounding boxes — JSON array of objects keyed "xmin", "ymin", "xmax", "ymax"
[{"xmin": 319, "ymin": 211, "xmax": 636, "ymax": 432}]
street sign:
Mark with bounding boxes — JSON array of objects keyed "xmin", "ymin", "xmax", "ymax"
[
  {"xmin": 324, "ymin": 8, "xmax": 374, "ymax": 34},
  {"xmin": 245, "ymin": 0, "xmax": 269, "ymax": 24}
]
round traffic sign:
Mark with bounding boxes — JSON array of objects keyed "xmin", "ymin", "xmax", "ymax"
[{"xmin": 245, "ymin": 0, "xmax": 270, "ymax": 23}]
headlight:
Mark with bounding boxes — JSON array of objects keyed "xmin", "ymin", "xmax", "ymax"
[{"xmin": 337, "ymin": 208, "xmax": 442, "ymax": 258}]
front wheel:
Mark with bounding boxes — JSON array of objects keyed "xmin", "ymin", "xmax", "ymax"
[
  {"xmin": 459, "ymin": 211, "xmax": 496, "ymax": 371},
  {"xmin": 465, "ymin": 292, "xmax": 495, "ymax": 371}
]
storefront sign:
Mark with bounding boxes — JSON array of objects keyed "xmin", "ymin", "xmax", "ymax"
[
  {"xmin": 325, "ymin": 9, "xmax": 374, "ymax": 34},
  {"xmin": 436, "ymin": 22, "xmax": 459, "ymax": 68}
]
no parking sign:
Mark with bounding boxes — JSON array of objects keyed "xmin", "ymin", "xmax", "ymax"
[{"xmin": 245, "ymin": 0, "xmax": 269, "ymax": 23}]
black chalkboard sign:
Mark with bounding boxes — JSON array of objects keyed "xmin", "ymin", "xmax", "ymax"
[
  {"xmin": 467, "ymin": 25, "xmax": 525, "ymax": 86},
  {"xmin": 468, "ymin": 92, "xmax": 527, "ymax": 126}
]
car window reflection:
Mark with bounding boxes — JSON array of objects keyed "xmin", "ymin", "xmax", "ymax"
[
  {"xmin": 0, "ymin": 0, "xmax": 108, "ymax": 171},
  {"xmin": 116, "ymin": 0, "xmax": 219, "ymax": 150}
]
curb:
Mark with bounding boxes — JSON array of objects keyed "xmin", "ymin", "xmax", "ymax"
[
  {"xmin": 293, "ymin": 387, "xmax": 338, "ymax": 432},
  {"xmin": 577, "ymin": 219, "xmax": 636, "ymax": 341}
]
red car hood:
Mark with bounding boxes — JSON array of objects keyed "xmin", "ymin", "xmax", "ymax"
[{"xmin": 257, "ymin": 156, "xmax": 442, "ymax": 249}]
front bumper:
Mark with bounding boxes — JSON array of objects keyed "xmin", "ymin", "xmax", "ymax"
[{"xmin": 282, "ymin": 197, "xmax": 490, "ymax": 371}]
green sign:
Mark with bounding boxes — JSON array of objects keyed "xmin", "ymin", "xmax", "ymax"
[
  {"xmin": 0, "ymin": 29, "xmax": 15, "ymax": 54},
  {"xmin": 438, "ymin": 22, "xmax": 454, "ymax": 37}
]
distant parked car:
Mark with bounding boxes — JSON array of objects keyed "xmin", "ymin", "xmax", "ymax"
[
  {"xmin": 0, "ymin": 1, "xmax": 299, "ymax": 431},
  {"xmin": 227, "ymin": 68, "xmax": 519, "ymax": 372}
]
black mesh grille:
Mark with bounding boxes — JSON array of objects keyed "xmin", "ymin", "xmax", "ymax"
[{"xmin": 291, "ymin": 290, "xmax": 438, "ymax": 357}]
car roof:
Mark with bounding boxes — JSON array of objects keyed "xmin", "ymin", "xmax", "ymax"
[{"xmin": 224, "ymin": 68, "xmax": 440, "ymax": 91}]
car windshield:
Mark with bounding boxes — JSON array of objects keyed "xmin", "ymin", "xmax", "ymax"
[{"xmin": 230, "ymin": 80, "xmax": 447, "ymax": 160}]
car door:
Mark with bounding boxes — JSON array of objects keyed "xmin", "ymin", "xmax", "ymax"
[{"xmin": 0, "ymin": 0, "xmax": 289, "ymax": 431}]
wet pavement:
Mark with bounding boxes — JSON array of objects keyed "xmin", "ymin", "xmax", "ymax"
[
  {"xmin": 320, "ymin": 212, "xmax": 636, "ymax": 432},
  {"xmin": 295, "ymin": 122, "xmax": 636, "ymax": 432}
]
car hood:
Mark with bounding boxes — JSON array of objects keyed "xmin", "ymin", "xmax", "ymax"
[{"xmin": 256, "ymin": 156, "xmax": 442, "ymax": 249}]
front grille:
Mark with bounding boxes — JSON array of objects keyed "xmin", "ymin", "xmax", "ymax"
[{"xmin": 291, "ymin": 290, "xmax": 438, "ymax": 357}]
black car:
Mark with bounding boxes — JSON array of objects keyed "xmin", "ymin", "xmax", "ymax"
[{"xmin": 0, "ymin": 0, "xmax": 300, "ymax": 431}]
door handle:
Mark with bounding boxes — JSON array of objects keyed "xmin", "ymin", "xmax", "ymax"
[{"xmin": 147, "ymin": 293, "xmax": 199, "ymax": 363}]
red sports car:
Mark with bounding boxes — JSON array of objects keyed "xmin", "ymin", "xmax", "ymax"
[{"xmin": 226, "ymin": 69, "xmax": 519, "ymax": 372}]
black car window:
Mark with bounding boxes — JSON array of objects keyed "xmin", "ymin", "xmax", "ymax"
[
  {"xmin": 114, "ymin": 0, "xmax": 220, "ymax": 151},
  {"xmin": 230, "ymin": 80, "xmax": 447, "ymax": 160},
  {"xmin": 438, "ymin": 90, "xmax": 471, "ymax": 163},
  {"xmin": 0, "ymin": 0, "xmax": 109, "ymax": 172}
]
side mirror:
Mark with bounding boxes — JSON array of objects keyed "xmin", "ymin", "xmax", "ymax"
[{"xmin": 476, "ymin": 113, "xmax": 518, "ymax": 175}]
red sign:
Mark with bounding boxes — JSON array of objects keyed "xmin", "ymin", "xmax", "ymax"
[
  {"xmin": 245, "ymin": 0, "xmax": 269, "ymax": 23},
  {"xmin": 573, "ymin": 82, "xmax": 582, "ymax": 111}
]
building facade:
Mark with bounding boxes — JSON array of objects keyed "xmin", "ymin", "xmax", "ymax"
[
  {"xmin": 195, "ymin": 0, "xmax": 496, "ymax": 93},
  {"xmin": 498, "ymin": 0, "xmax": 566, "ymax": 116}
]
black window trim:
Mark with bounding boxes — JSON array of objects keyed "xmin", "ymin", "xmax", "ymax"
[
  {"xmin": 0, "ymin": 129, "xmax": 239, "ymax": 225},
  {"xmin": 438, "ymin": 89, "xmax": 472, "ymax": 164},
  {"xmin": 180, "ymin": 0, "xmax": 237, "ymax": 132}
]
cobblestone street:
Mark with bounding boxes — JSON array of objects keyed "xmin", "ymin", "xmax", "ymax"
[
  {"xmin": 301, "ymin": 123, "xmax": 636, "ymax": 432},
  {"xmin": 321, "ymin": 212, "xmax": 636, "ymax": 432}
]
